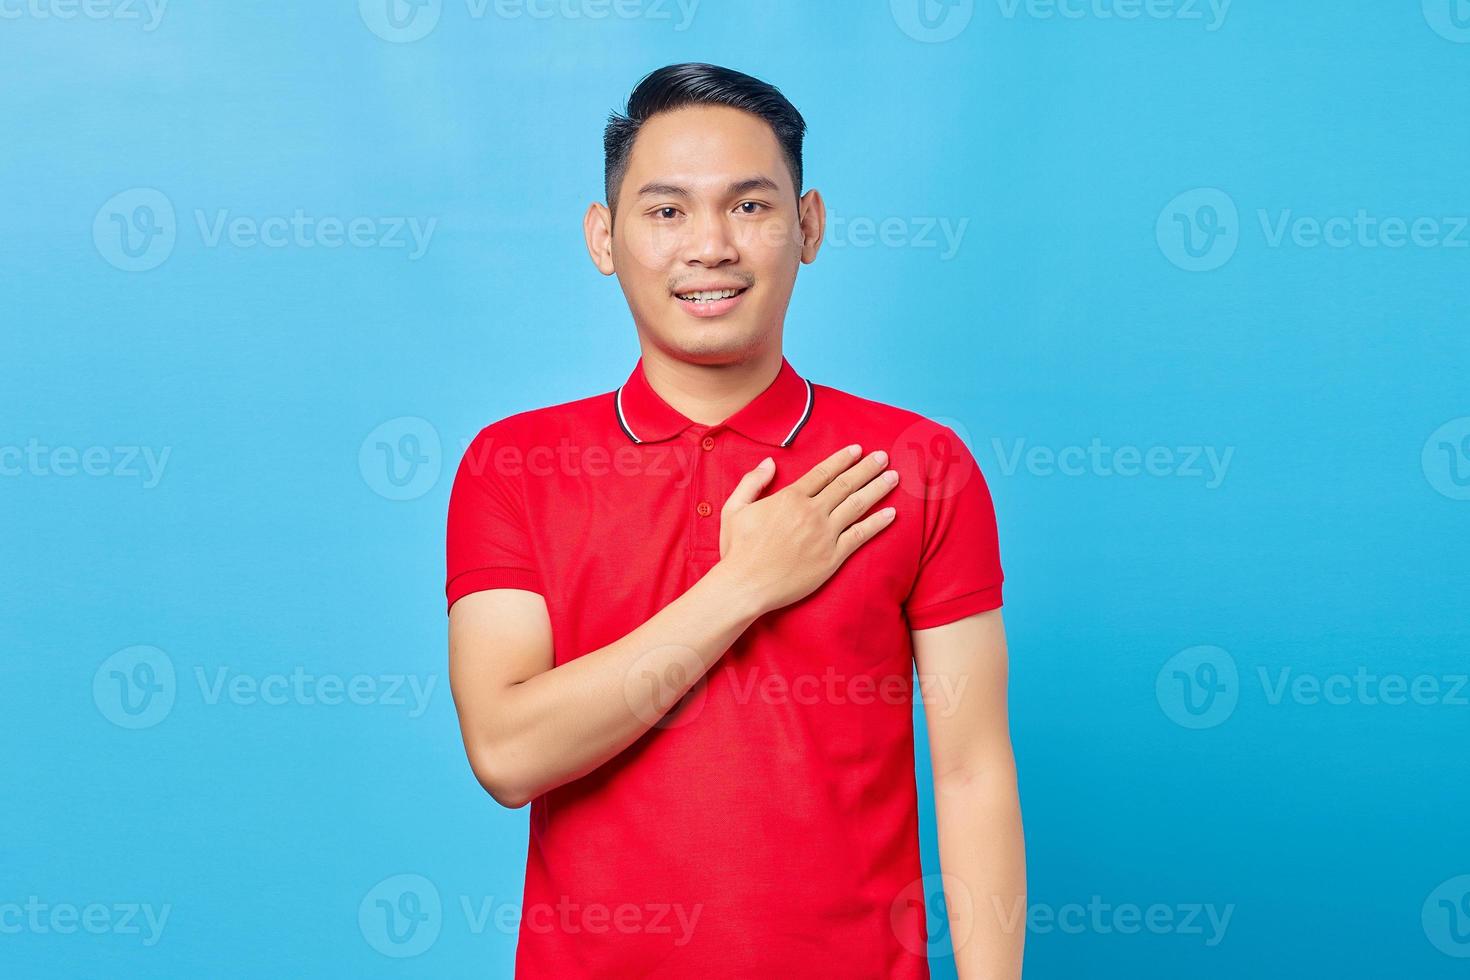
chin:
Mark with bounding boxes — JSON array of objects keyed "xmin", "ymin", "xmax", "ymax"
[{"xmin": 650, "ymin": 321, "xmax": 767, "ymax": 364}]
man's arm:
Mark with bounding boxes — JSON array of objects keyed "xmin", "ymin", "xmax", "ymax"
[
  {"xmin": 913, "ymin": 607, "xmax": 1025, "ymax": 980},
  {"xmin": 449, "ymin": 445, "xmax": 900, "ymax": 808},
  {"xmin": 448, "ymin": 567, "xmax": 760, "ymax": 809}
]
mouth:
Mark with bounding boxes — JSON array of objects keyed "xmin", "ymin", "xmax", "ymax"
[{"xmin": 672, "ymin": 285, "xmax": 750, "ymax": 318}]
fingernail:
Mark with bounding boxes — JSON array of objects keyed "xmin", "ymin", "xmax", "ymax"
[
  {"xmin": 872, "ymin": 450, "xmax": 888, "ymax": 465},
  {"xmin": 883, "ymin": 470, "xmax": 899, "ymax": 485},
  {"xmin": 847, "ymin": 444, "xmax": 861, "ymax": 457},
  {"xmin": 758, "ymin": 457, "xmax": 773, "ymax": 469}
]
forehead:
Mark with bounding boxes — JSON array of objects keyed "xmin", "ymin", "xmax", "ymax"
[{"xmin": 622, "ymin": 104, "xmax": 791, "ymax": 195}]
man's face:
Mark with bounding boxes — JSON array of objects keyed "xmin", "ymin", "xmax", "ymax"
[{"xmin": 586, "ymin": 104, "xmax": 823, "ymax": 364}]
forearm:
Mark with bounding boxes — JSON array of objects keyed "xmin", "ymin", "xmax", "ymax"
[
  {"xmin": 469, "ymin": 562, "xmax": 764, "ymax": 806},
  {"xmin": 935, "ymin": 765, "xmax": 1026, "ymax": 980}
]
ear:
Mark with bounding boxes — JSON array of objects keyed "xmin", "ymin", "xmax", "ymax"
[
  {"xmin": 583, "ymin": 201, "xmax": 616, "ymax": 275},
  {"xmin": 797, "ymin": 188, "xmax": 825, "ymax": 264}
]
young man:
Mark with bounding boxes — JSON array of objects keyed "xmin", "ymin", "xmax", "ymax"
[{"xmin": 446, "ymin": 63, "xmax": 1024, "ymax": 979}]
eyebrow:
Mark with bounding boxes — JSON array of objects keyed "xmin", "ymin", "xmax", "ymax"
[{"xmin": 635, "ymin": 175, "xmax": 782, "ymax": 199}]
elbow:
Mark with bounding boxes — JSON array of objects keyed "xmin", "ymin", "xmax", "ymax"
[
  {"xmin": 487, "ymin": 784, "xmax": 532, "ymax": 810},
  {"xmin": 467, "ymin": 742, "xmax": 534, "ymax": 810}
]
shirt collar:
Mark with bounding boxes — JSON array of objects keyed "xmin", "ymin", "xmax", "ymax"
[{"xmin": 614, "ymin": 355, "xmax": 815, "ymax": 448}]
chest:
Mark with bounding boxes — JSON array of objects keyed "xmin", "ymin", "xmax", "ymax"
[{"xmin": 518, "ymin": 436, "xmax": 924, "ymax": 671}]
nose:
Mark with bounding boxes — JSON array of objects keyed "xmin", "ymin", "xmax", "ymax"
[{"xmin": 681, "ymin": 208, "xmax": 739, "ymax": 267}]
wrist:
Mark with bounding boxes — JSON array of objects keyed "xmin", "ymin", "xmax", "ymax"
[{"xmin": 705, "ymin": 559, "xmax": 770, "ymax": 622}]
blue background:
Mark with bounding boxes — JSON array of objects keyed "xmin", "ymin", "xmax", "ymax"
[{"xmin": 4, "ymin": 1, "xmax": 1468, "ymax": 977}]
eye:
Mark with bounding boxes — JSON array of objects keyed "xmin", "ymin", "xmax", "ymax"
[
  {"xmin": 651, "ymin": 206, "xmax": 681, "ymax": 220},
  {"xmin": 735, "ymin": 201, "xmax": 767, "ymax": 215}
]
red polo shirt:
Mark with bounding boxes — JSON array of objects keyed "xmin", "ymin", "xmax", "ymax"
[{"xmin": 445, "ymin": 354, "xmax": 1004, "ymax": 978}]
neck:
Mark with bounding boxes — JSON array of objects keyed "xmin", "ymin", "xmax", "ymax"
[{"xmin": 637, "ymin": 345, "xmax": 783, "ymax": 426}]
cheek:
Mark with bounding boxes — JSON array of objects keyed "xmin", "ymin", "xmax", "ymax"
[
  {"xmin": 611, "ymin": 253, "xmax": 668, "ymax": 312},
  {"xmin": 743, "ymin": 230, "xmax": 800, "ymax": 294},
  {"xmin": 735, "ymin": 217, "xmax": 799, "ymax": 257},
  {"xmin": 616, "ymin": 223, "xmax": 680, "ymax": 278}
]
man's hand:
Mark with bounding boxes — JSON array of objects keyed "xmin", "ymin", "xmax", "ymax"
[{"xmin": 717, "ymin": 444, "xmax": 899, "ymax": 615}]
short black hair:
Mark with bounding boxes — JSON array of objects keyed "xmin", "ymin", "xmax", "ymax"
[{"xmin": 603, "ymin": 63, "xmax": 807, "ymax": 215}]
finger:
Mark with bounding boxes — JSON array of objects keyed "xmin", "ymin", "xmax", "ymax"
[
  {"xmin": 835, "ymin": 505, "xmax": 897, "ymax": 562},
  {"xmin": 829, "ymin": 466, "xmax": 899, "ymax": 528},
  {"xmin": 722, "ymin": 456, "xmax": 776, "ymax": 515},
  {"xmin": 791, "ymin": 443, "xmax": 864, "ymax": 497},
  {"xmin": 814, "ymin": 449, "xmax": 889, "ymax": 514}
]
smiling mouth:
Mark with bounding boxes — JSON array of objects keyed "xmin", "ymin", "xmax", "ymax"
[
  {"xmin": 671, "ymin": 284, "xmax": 750, "ymax": 318},
  {"xmin": 673, "ymin": 286, "xmax": 749, "ymax": 304}
]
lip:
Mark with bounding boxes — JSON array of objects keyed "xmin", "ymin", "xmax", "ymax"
[{"xmin": 672, "ymin": 285, "xmax": 749, "ymax": 319}]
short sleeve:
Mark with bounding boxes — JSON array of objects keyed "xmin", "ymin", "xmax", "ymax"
[
  {"xmin": 901, "ymin": 424, "xmax": 1004, "ymax": 630},
  {"xmin": 445, "ymin": 425, "xmax": 544, "ymax": 613}
]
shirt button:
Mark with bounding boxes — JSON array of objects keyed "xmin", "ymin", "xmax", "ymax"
[
  {"xmin": 696, "ymin": 501, "xmax": 712, "ymax": 517},
  {"xmin": 700, "ymin": 435, "xmax": 715, "ymax": 451}
]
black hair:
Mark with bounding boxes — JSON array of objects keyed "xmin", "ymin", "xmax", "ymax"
[{"xmin": 603, "ymin": 63, "xmax": 807, "ymax": 215}]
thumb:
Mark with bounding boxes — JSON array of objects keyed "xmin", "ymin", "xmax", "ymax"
[{"xmin": 723, "ymin": 456, "xmax": 775, "ymax": 514}]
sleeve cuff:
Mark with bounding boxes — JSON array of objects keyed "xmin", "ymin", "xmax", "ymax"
[
  {"xmin": 446, "ymin": 566, "xmax": 544, "ymax": 613},
  {"xmin": 905, "ymin": 583, "xmax": 1003, "ymax": 631}
]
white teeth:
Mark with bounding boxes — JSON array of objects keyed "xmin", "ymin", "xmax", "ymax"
[{"xmin": 677, "ymin": 288, "xmax": 741, "ymax": 302}]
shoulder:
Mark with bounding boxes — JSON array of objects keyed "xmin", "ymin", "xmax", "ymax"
[
  {"xmin": 806, "ymin": 379, "xmax": 990, "ymax": 502},
  {"xmin": 808, "ymin": 379, "xmax": 962, "ymax": 443},
  {"xmin": 466, "ymin": 389, "xmax": 615, "ymax": 449}
]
